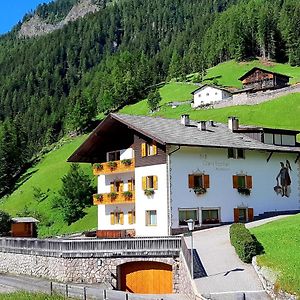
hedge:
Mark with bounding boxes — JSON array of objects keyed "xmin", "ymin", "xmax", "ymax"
[{"xmin": 229, "ymin": 223, "xmax": 257, "ymax": 263}]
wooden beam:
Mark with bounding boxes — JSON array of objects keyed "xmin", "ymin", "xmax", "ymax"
[{"xmin": 267, "ymin": 152, "xmax": 273, "ymax": 162}]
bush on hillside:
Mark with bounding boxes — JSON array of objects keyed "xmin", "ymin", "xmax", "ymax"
[
  {"xmin": 0, "ymin": 210, "xmax": 12, "ymax": 236},
  {"xmin": 229, "ymin": 223, "xmax": 257, "ymax": 263}
]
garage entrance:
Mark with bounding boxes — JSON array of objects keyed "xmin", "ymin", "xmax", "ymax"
[{"xmin": 119, "ymin": 261, "xmax": 173, "ymax": 294}]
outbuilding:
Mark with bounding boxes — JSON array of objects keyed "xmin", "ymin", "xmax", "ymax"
[{"xmin": 11, "ymin": 217, "xmax": 39, "ymax": 238}]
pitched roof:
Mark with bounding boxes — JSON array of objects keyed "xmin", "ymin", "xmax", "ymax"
[
  {"xmin": 238, "ymin": 67, "xmax": 291, "ymax": 81},
  {"xmin": 111, "ymin": 114, "xmax": 300, "ymax": 153},
  {"xmin": 12, "ymin": 217, "xmax": 39, "ymax": 223},
  {"xmin": 191, "ymin": 84, "xmax": 232, "ymax": 95}
]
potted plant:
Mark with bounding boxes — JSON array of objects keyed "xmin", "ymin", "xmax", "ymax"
[
  {"xmin": 123, "ymin": 191, "xmax": 133, "ymax": 199},
  {"xmin": 121, "ymin": 159, "xmax": 132, "ymax": 166},
  {"xmin": 193, "ymin": 187, "xmax": 207, "ymax": 195},
  {"xmin": 108, "ymin": 192, "xmax": 118, "ymax": 200},
  {"xmin": 108, "ymin": 161, "xmax": 117, "ymax": 170},
  {"xmin": 93, "ymin": 163, "xmax": 103, "ymax": 170},
  {"xmin": 237, "ymin": 187, "xmax": 251, "ymax": 195},
  {"xmin": 144, "ymin": 189, "xmax": 155, "ymax": 196},
  {"xmin": 94, "ymin": 193, "xmax": 103, "ymax": 201}
]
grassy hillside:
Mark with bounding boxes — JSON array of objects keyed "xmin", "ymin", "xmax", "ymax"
[
  {"xmin": 250, "ymin": 215, "xmax": 300, "ymax": 297},
  {"xmin": 0, "ymin": 136, "xmax": 97, "ymax": 237},
  {"xmin": 202, "ymin": 59, "xmax": 300, "ymax": 88}
]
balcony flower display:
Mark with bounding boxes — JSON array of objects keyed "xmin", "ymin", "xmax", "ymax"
[
  {"xmin": 193, "ymin": 187, "xmax": 207, "ymax": 195},
  {"xmin": 121, "ymin": 159, "xmax": 132, "ymax": 166},
  {"xmin": 108, "ymin": 161, "xmax": 117, "ymax": 170},
  {"xmin": 144, "ymin": 189, "xmax": 155, "ymax": 196}
]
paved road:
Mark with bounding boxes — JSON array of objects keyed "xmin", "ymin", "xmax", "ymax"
[
  {"xmin": 0, "ymin": 274, "xmax": 187, "ymax": 300},
  {"xmin": 185, "ymin": 216, "xmax": 291, "ymax": 300}
]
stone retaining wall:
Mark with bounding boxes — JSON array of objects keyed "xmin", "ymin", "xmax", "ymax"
[
  {"xmin": 0, "ymin": 251, "xmax": 182, "ymax": 292},
  {"xmin": 252, "ymin": 256, "xmax": 297, "ymax": 300}
]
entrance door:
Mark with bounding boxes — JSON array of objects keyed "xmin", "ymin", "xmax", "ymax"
[{"xmin": 119, "ymin": 261, "xmax": 172, "ymax": 294}]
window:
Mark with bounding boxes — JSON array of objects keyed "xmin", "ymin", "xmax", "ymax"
[
  {"xmin": 128, "ymin": 210, "xmax": 135, "ymax": 224},
  {"xmin": 202, "ymin": 209, "xmax": 219, "ymax": 224},
  {"xmin": 127, "ymin": 179, "xmax": 135, "ymax": 191},
  {"xmin": 228, "ymin": 148, "xmax": 245, "ymax": 159},
  {"xmin": 141, "ymin": 142, "xmax": 157, "ymax": 157},
  {"xmin": 232, "ymin": 175, "xmax": 252, "ymax": 189},
  {"xmin": 110, "ymin": 181, "xmax": 123, "ymax": 193},
  {"xmin": 198, "ymin": 94, "xmax": 201, "ymax": 97},
  {"xmin": 110, "ymin": 211, "xmax": 124, "ymax": 225},
  {"xmin": 179, "ymin": 209, "xmax": 199, "ymax": 226},
  {"xmin": 107, "ymin": 150, "xmax": 120, "ymax": 161},
  {"xmin": 145, "ymin": 210, "xmax": 157, "ymax": 226},
  {"xmin": 206, "ymin": 93, "xmax": 209, "ymax": 96},
  {"xmin": 188, "ymin": 174, "xmax": 210, "ymax": 189},
  {"xmin": 264, "ymin": 133, "xmax": 296, "ymax": 146},
  {"xmin": 142, "ymin": 176, "xmax": 158, "ymax": 190}
]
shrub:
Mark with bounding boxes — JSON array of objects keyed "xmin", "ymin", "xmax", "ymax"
[
  {"xmin": 0, "ymin": 210, "xmax": 11, "ymax": 236},
  {"xmin": 230, "ymin": 223, "xmax": 257, "ymax": 263}
]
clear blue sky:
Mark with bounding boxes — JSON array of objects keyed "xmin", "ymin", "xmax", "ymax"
[{"xmin": 0, "ymin": 0, "xmax": 52, "ymax": 34}]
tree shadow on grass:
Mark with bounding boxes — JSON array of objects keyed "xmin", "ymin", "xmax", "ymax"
[{"xmin": 251, "ymin": 234, "xmax": 265, "ymax": 255}]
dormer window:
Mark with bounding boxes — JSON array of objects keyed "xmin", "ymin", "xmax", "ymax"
[
  {"xmin": 264, "ymin": 133, "xmax": 295, "ymax": 146},
  {"xmin": 228, "ymin": 148, "xmax": 245, "ymax": 159},
  {"xmin": 141, "ymin": 142, "xmax": 157, "ymax": 157}
]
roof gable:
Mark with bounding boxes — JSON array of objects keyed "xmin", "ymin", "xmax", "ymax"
[{"xmin": 238, "ymin": 67, "xmax": 291, "ymax": 81}]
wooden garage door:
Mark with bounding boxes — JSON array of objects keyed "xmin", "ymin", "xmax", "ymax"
[{"xmin": 120, "ymin": 261, "xmax": 172, "ymax": 294}]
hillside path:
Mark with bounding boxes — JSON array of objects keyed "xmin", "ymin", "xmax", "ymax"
[{"xmin": 185, "ymin": 215, "xmax": 290, "ymax": 300}]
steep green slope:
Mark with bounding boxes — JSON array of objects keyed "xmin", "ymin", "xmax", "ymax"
[
  {"xmin": 0, "ymin": 136, "xmax": 97, "ymax": 237},
  {"xmin": 250, "ymin": 215, "xmax": 300, "ymax": 297}
]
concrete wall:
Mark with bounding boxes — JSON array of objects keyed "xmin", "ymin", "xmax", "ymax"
[{"xmin": 169, "ymin": 146, "xmax": 300, "ymax": 229}]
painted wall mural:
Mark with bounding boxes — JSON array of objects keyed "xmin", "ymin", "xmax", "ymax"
[{"xmin": 274, "ymin": 160, "xmax": 292, "ymax": 197}]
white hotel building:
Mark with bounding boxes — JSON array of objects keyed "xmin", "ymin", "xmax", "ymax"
[{"xmin": 69, "ymin": 114, "xmax": 300, "ymax": 237}]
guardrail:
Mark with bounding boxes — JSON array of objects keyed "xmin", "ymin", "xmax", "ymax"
[{"xmin": 0, "ymin": 236, "xmax": 181, "ymax": 258}]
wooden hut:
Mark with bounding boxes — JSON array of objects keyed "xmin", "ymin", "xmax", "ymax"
[
  {"xmin": 239, "ymin": 67, "xmax": 290, "ymax": 91},
  {"xmin": 11, "ymin": 217, "xmax": 39, "ymax": 238}
]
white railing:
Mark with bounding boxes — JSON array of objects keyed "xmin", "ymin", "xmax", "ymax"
[{"xmin": 0, "ymin": 236, "xmax": 181, "ymax": 258}]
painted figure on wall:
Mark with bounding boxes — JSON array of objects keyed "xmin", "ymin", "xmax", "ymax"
[{"xmin": 275, "ymin": 160, "xmax": 292, "ymax": 197}]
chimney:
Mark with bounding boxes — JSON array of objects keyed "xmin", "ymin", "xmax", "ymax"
[
  {"xmin": 181, "ymin": 114, "xmax": 190, "ymax": 126},
  {"xmin": 228, "ymin": 116, "xmax": 239, "ymax": 131},
  {"xmin": 197, "ymin": 121, "xmax": 206, "ymax": 131}
]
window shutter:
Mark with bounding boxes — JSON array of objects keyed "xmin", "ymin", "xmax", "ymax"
[
  {"xmin": 248, "ymin": 208, "xmax": 254, "ymax": 222},
  {"xmin": 132, "ymin": 211, "xmax": 136, "ymax": 224},
  {"xmin": 203, "ymin": 175, "xmax": 210, "ymax": 188},
  {"xmin": 141, "ymin": 143, "xmax": 146, "ymax": 157},
  {"xmin": 128, "ymin": 211, "xmax": 133, "ymax": 225},
  {"xmin": 120, "ymin": 212, "xmax": 124, "ymax": 225},
  {"xmin": 246, "ymin": 176, "xmax": 252, "ymax": 189},
  {"xmin": 110, "ymin": 182, "xmax": 115, "ymax": 192},
  {"xmin": 153, "ymin": 176, "xmax": 158, "ymax": 190},
  {"xmin": 119, "ymin": 182, "xmax": 124, "ymax": 192},
  {"xmin": 142, "ymin": 176, "xmax": 147, "ymax": 190},
  {"xmin": 128, "ymin": 180, "xmax": 132, "ymax": 191},
  {"xmin": 110, "ymin": 212, "xmax": 115, "ymax": 225},
  {"xmin": 153, "ymin": 143, "xmax": 157, "ymax": 155},
  {"xmin": 232, "ymin": 176, "xmax": 239, "ymax": 189},
  {"xmin": 188, "ymin": 175, "xmax": 194, "ymax": 188},
  {"xmin": 233, "ymin": 208, "xmax": 239, "ymax": 223}
]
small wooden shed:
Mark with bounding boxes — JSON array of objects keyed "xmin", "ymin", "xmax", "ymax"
[
  {"xmin": 239, "ymin": 67, "xmax": 290, "ymax": 91},
  {"xmin": 11, "ymin": 217, "xmax": 39, "ymax": 238}
]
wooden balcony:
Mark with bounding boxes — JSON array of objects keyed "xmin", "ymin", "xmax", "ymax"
[
  {"xmin": 93, "ymin": 159, "xmax": 135, "ymax": 175},
  {"xmin": 93, "ymin": 191, "xmax": 135, "ymax": 205}
]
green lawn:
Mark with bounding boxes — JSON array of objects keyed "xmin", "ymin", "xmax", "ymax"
[
  {"xmin": 0, "ymin": 292, "xmax": 72, "ymax": 300},
  {"xmin": 250, "ymin": 214, "xmax": 300, "ymax": 297},
  {"xmin": 0, "ymin": 136, "xmax": 97, "ymax": 237},
  {"xmin": 203, "ymin": 59, "xmax": 300, "ymax": 88}
]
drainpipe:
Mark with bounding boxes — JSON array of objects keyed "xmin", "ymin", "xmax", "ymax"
[{"xmin": 166, "ymin": 145, "xmax": 181, "ymax": 236}]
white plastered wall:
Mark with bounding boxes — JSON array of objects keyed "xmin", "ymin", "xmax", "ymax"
[
  {"xmin": 134, "ymin": 164, "xmax": 169, "ymax": 236},
  {"xmin": 169, "ymin": 146, "xmax": 300, "ymax": 228},
  {"xmin": 192, "ymin": 86, "xmax": 231, "ymax": 107}
]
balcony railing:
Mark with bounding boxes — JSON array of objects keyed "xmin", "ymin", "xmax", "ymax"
[
  {"xmin": 93, "ymin": 159, "xmax": 135, "ymax": 176},
  {"xmin": 93, "ymin": 191, "xmax": 135, "ymax": 205},
  {"xmin": 0, "ymin": 236, "xmax": 182, "ymax": 258}
]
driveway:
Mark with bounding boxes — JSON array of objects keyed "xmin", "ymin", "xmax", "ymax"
[{"xmin": 185, "ymin": 216, "xmax": 290, "ymax": 299}]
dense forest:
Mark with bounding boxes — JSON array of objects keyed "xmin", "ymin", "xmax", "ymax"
[{"xmin": 0, "ymin": 0, "xmax": 300, "ymax": 196}]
